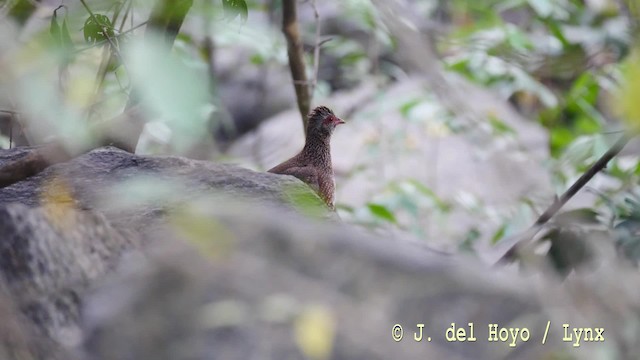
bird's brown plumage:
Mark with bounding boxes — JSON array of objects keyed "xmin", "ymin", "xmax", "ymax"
[{"xmin": 268, "ymin": 106, "xmax": 345, "ymax": 209}]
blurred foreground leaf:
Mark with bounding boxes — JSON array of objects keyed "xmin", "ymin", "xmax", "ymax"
[
  {"xmin": 616, "ymin": 51, "xmax": 640, "ymax": 131},
  {"xmin": 50, "ymin": 7, "xmax": 75, "ymax": 61},
  {"xmin": 222, "ymin": 0, "xmax": 248, "ymax": 21},
  {"xmin": 124, "ymin": 34, "xmax": 211, "ymax": 152},
  {"xmin": 171, "ymin": 207, "xmax": 236, "ymax": 259},
  {"xmin": 294, "ymin": 304, "xmax": 336, "ymax": 360},
  {"xmin": 284, "ymin": 185, "xmax": 328, "ymax": 218},
  {"xmin": 40, "ymin": 176, "xmax": 78, "ymax": 230}
]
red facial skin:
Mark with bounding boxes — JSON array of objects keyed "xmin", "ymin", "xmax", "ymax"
[{"xmin": 324, "ymin": 115, "xmax": 345, "ymax": 127}]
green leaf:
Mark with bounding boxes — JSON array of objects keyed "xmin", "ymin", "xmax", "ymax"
[
  {"xmin": 616, "ymin": 51, "xmax": 640, "ymax": 130},
  {"xmin": 542, "ymin": 17, "xmax": 570, "ymax": 47},
  {"xmin": 83, "ymin": 14, "xmax": 114, "ymax": 44},
  {"xmin": 222, "ymin": 0, "xmax": 248, "ymax": 21},
  {"xmin": 491, "ymin": 223, "xmax": 507, "ymax": 244},
  {"xmin": 488, "ymin": 116, "xmax": 516, "ymax": 135},
  {"xmin": 285, "ymin": 185, "xmax": 328, "ymax": 218},
  {"xmin": 367, "ymin": 203, "xmax": 397, "ymax": 223},
  {"xmin": 61, "ymin": 18, "xmax": 74, "ymax": 50},
  {"xmin": 250, "ymin": 53, "xmax": 264, "ymax": 65},
  {"xmin": 50, "ymin": 11, "xmax": 62, "ymax": 47},
  {"xmin": 567, "ymin": 73, "xmax": 598, "ymax": 111},
  {"xmin": 550, "ymin": 127, "xmax": 574, "ymax": 156},
  {"xmin": 49, "ymin": 7, "xmax": 75, "ymax": 63},
  {"xmin": 399, "ymin": 99, "xmax": 421, "ymax": 118},
  {"xmin": 407, "ymin": 180, "xmax": 451, "ymax": 213},
  {"xmin": 124, "ymin": 34, "xmax": 212, "ymax": 152},
  {"xmin": 505, "ymin": 26, "xmax": 533, "ymax": 52}
]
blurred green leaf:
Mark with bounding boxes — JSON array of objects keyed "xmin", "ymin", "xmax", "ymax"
[
  {"xmin": 285, "ymin": 185, "xmax": 328, "ymax": 219},
  {"xmin": 124, "ymin": 35, "xmax": 211, "ymax": 152},
  {"xmin": 408, "ymin": 180, "xmax": 451, "ymax": 212},
  {"xmin": 488, "ymin": 116, "xmax": 516, "ymax": 135},
  {"xmin": 550, "ymin": 127, "xmax": 574, "ymax": 156},
  {"xmin": 50, "ymin": 7, "xmax": 75, "ymax": 63},
  {"xmin": 460, "ymin": 227, "xmax": 481, "ymax": 252},
  {"xmin": 616, "ymin": 51, "xmax": 640, "ymax": 130},
  {"xmin": 222, "ymin": 0, "xmax": 248, "ymax": 21},
  {"xmin": 366, "ymin": 203, "xmax": 397, "ymax": 223},
  {"xmin": 50, "ymin": 12, "xmax": 61, "ymax": 45},
  {"xmin": 567, "ymin": 73, "xmax": 598, "ymax": 111},
  {"xmin": 61, "ymin": 19, "xmax": 74, "ymax": 49},
  {"xmin": 83, "ymin": 14, "xmax": 114, "ymax": 44},
  {"xmin": 250, "ymin": 53, "xmax": 265, "ymax": 65},
  {"xmin": 491, "ymin": 223, "xmax": 507, "ymax": 244},
  {"xmin": 540, "ymin": 16, "xmax": 570, "ymax": 47},
  {"xmin": 505, "ymin": 26, "xmax": 534, "ymax": 52},
  {"xmin": 399, "ymin": 99, "xmax": 421, "ymax": 118}
]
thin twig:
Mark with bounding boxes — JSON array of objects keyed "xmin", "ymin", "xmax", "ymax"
[
  {"xmin": 119, "ymin": 0, "xmax": 133, "ymax": 33},
  {"xmin": 497, "ymin": 134, "xmax": 632, "ymax": 262},
  {"xmin": 534, "ymin": 135, "xmax": 631, "ymax": 226},
  {"xmin": 309, "ymin": 0, "xmax": 321, "ymax": 98},
  {"xmin": 91, "ymin": 0, "xmax": 133, "ymax": 105},
  {"xmin": 73, "ymin": 21, "xmax": 148, "ymax": 55}
]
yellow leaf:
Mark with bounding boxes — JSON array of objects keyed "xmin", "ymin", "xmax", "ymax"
[
  {"xmin": 294, "ymin": 304, "xmax": 336, "ymax": 360},
  {"xmin": 40, "ymin": 176, "xmax": 77, "ymax": 229},
  {"xmin": 615, "ymin": 50, "xmax": 640, "ymax": 131},
  {"xmin": 170, "ymin": 207, "xmax": 235, "ymax": 259}
]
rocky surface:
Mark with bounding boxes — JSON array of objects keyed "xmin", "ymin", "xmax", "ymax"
[{"xmin": 0, "ymin": 146, "xmax": 637, "ymax": 360}]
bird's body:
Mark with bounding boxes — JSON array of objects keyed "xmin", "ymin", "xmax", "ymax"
[{"xmin": 268, "ymin": 106, "xmax": 344, "ymax": 209}]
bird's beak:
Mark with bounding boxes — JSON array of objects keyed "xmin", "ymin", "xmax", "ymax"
[{"xmin": 335, "ymin": 117, "xmax": 345, "ymax": 125}]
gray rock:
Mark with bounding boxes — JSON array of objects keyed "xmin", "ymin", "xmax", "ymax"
[
  {"xmin": 0, "ymin": 146, "xmax": 330, "ymax": 224},
  {"xmin": 0, "ymin": 284, "xmax": 72, "ymax": 360},
  {"xmin": 0, "ymin": 146, "xmax": 635, "ymax": 360},
  {"xmin": 0, "ymin": 203, "xmax": 137, "ymax": 348},
  {"xmin": 81, "ymin": 204, "xmax": 551, "ymax": 360},
  {"xmin": 0, "ymin": 146, "xmax": 330, "ymax": 357}
]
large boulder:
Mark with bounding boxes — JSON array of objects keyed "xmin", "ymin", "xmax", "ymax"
[{"xmin": 0, "ymin": 146, "xmax": 636, "ymax": 359}]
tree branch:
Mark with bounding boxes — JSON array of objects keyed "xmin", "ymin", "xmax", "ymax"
[
  {"xmin": 73, "ymin": 21, "xmax": 148, "ymax": 55},
  {"xmin": 282, "ymin": 0, "xmax": 311, "ymax": 133},
  {"xmin": 494, "ymin": 134, "xmax": 632, "ymax": 263},
  {"xmin": 534, "ymin": 135, "xmax": 631, "ymax": 226},
  {"xmin": 309, "ymin": 0, "xmax": 321, "ymax": 98}
]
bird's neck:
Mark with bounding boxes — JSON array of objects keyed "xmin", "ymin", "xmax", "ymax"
[{"xmin": 301, "ymin": 131, "xmax": 332, "ymax": 167}]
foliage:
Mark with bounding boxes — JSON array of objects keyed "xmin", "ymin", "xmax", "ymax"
[
  {"xmin": 83, "ymin": 14, "xmax": 115, "ymax": 44},
  {"xmin": 2, "ymin": 0, "xmax": 640, "ymax": 261},
  {"xmin": 222, "ymin": 0, "xmax": 249, "ymax": 21}
]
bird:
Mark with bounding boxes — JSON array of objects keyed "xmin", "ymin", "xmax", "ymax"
[{"xmin": 268, "ymin": 106, "xmax": 345, "ymax": 209}]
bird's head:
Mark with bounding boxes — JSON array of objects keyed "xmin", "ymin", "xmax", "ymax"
[{"xmin": 307, "ymin": 106, "xmax": 345, "ymax": 137}]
